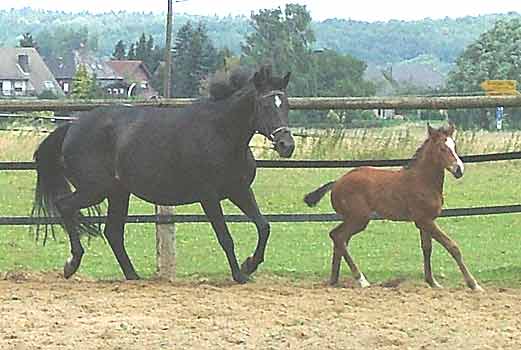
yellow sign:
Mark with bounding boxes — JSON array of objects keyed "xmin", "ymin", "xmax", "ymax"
[{"xmin": 480, "ymin": 80, "xmax": 519, "ymax": 95}]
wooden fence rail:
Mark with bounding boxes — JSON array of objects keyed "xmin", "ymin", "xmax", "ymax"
[
  {"xmin": 0, "ymin": 95, "xmax": 521, "ymax": 112},
  {"xmin": 2, "ymin": 96, "xmax": 521, "ymax": 279}
]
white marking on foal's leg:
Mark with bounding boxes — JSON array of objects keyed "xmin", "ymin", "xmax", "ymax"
[{"xmin": 356, "ymin": 273, "xmax": 370, "ymax": 288}]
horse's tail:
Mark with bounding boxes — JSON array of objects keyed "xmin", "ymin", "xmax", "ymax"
[
  {"xmin": 32, "ymin": 123, "xmax": 71, "ymax": 222},
  {"xmin": 304, "ymin": 181, "xmax": 335, "ymax": 207},
  {"xmin": 31, "ymin": 123, "xmax": 97, "ymax": 243}
]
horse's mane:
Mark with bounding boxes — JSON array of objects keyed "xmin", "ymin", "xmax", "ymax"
[{"xmin": 208, "ymin": 67, "xmax": 253, "ymax": 101}]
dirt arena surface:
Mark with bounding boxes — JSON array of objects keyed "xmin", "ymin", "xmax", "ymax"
[{"xmin": 1, "ymin": 272, "xmax": 520, "ymax": 350}]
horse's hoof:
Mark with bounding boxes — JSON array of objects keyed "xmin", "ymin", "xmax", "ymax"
[
  {"xmin": 125, "ymin": 274, "xmax": 140, "ymax": 281},
  {"xmin": 233, "ymin": 272, "xmax": 249, "ymax": 284},
  {"xmin": 63, "ymin": 258, "xmax": 80, "ymax": 279},
  {"xmin": 328, "ymin": 278, "xmax": 339, "ymax": 286},
  {"xmin": 240, "ymin": 256, "xmax": 257, "ymax": 276}
]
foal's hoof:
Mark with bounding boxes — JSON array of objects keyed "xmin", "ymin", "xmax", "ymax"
[
  {"xmin": 240, "ymin": 256, "xmax": 258, "ymax": 276},
  {"xmin": 471, "ymin": 284, "xmax": 485, "ymax": 292},
  {"xmin": 356, "ymin": 273, "xmax": 371, "ymax": 288},
  {"xmin": 63, "ymin": 257, "xmax": 81, "ymax": 279}
]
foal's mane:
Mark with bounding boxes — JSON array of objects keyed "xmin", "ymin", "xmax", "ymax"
[
  {"xmin": 208, "ymin": 67, "xmax": 253, "ymax": 101},
  {"xmin": 404, "ymin": 138, "xmax": 429, "ymax": 169}
]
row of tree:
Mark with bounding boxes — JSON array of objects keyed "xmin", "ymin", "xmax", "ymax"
[{"xmin": 16, "ymin": 5, "xmax": 521, "ymax": 129}]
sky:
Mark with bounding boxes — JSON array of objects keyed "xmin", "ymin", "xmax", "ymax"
[{"xmin": 1, "ymin": 1, "xmax": 520, "ymax": 22}]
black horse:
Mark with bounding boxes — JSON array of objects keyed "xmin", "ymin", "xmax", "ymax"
[{"xmin": 32, "ymin": 65, "xmax": 294, "ymax": 283}]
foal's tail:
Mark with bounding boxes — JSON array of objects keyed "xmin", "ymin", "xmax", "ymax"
[{"xmin": 304, "ymin": 181, "xmax": 335, "ymax": 207}]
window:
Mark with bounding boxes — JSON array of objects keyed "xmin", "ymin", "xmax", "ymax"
[
  {"xmin": 2, "ymin": 81, "xmax": 12, "ymax": 95},
  {"xmin": 63, "ymin": 82, "xmax": 70, "ymax": 93},
  {"xmin": 44, "ymin": 81, "xmax": 54, "ymax": 90},
  {"xmin": 14, "ymin": 81, "xmax": 25, "ymax": 93}
]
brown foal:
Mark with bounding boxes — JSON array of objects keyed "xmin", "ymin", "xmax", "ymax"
[{"xmin": 304, "ymin": 123, "xmax": 482, "ymax": 291}]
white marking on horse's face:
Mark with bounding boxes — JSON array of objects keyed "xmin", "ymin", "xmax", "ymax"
[
  {"xmin": 445, "ymin": 137, "xmax": 464, "ymax": 174},
  {"xmin": 274, "ymin": 95, "xmax": 282, "ymax": 108}
]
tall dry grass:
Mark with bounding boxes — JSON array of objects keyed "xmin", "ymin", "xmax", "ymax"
[
  {"xmin": 2, "ymin": 122, "xmax": 521, "ymax": 162},
  {"xmin": 0, "ymin": 131, "xmax": 45, "ymax": 161},
  {"xmin": 252, "ymin": 123, "xmax": 521, "ymax": 160}
]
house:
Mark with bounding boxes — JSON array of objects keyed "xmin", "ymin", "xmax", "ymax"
[
  {"xmin": 45, "ymin": 48, "xmax": 124, "ymax": 96},
  {"xmin": 0, "ymin": 47, "xmax": 64, "ymax": 98},
  {"xmin": 106, "ymin": 60, "xmax": 158, "ymax": 98}
]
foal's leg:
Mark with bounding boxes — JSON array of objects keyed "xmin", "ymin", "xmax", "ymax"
[
  {"xmin": 56, "ymin": 190, "xmax": 106, "ymax": 278},
  {"xmin": 200, "ymin": 198, "xmax": 247, "ymax": 284},
  {"xmin": 104, "ymin": 191, "xmax": 139, "ymax": 280},
  {"xmin": 228, "ymin": 188, "xmax": 269, "ymax": 276},
  {"xmin": 417, "ymin": 228, "xmax": 443, "ymax": 288},
  {"xmin": 329, "ymin": 219, "xmax": 369, "ymax": 287},
  {"xmin": 419, "ymin": 220, "xmax": 483, "ymax": 291}
]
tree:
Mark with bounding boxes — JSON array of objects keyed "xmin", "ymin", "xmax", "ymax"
[
  {"xmin": 127, "ymin": 43, "xmax": 136, "ymax": 60},
  {"xmin": 172, "ymin": 22, "xmax": 219, "ymax": 97},
  {"xmin": 242, "ymin": 3, "xmax": 315, "ymax": 79},
  {"xmin": 447, "ymin": 18, "xmax": 521, "ymax": 129},
  {"xmin": 71, "ymin": 64, "xmax": 97, "ymax": 99},
  {"xmin": 447, "ymin": 19, "xmax": 521, "ymax": 93},
  {"xmin": 19, "ymin": 32, "xmax": 39, "ymax": 51},
  {"xmin": 112, "ymin": 40, "xmax": 127, "ymax": 60}
]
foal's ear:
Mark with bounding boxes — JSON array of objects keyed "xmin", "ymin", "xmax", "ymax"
[
  {"xmin": 446, "ymin": 121, "xmax": 455, "ymax": 136},
  {"xmin": 427, "ymin": 123, "xmax": 435, "ymax": 136}
]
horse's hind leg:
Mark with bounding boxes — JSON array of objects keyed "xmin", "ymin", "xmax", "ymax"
[
  {"xmin": 419, "ymin": 220, "xmax": 483, "ymax": 291},
  {"xmin": 56, "ymin": 191, "xmax": 106, "ymax": 278},
  {"xmin": 329, "ymin": 219, "xmax": 369, "ymax": 287},
  {"xmin": 104, "ymin": 190, "xmax": 139, "ymax": 280}
]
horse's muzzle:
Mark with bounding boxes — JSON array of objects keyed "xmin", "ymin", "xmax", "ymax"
[{"xmin": 272, "ymin": 128, "xmax": 295, "ymax": 158}]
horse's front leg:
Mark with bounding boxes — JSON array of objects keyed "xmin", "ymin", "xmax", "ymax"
[
  {"xmin": 228, "ymin": 188, "xmax": 270, "ymax": 276},
  {"xmin": 200, "ymin": 197, "xmax": 248, "ymax": 284}
]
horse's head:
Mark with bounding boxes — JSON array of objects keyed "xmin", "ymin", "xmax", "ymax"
[
  {"xmin": 427, "ymin": 122, "xmax": 464, "ymax": 178},
  {"xmin": 252, "ymin": 65, "xmax": 295, "ymax": 158}
]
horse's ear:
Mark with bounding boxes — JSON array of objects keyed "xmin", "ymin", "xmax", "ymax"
[
  {"xmin": 282, "ymin": 72, "xmax": 291, "ymax": 89},
  {"xmin": 252, "ymin": 70, "xmax": 265, "ymax": 90}
]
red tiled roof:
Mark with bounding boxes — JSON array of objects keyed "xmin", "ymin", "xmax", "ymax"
[{"xmin": 106, "ymin": 60, "xmax": 152, "ymax": 82}]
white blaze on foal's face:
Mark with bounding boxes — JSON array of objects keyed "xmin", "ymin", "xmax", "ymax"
[
  {"xmin": 274, "ymin": 95, "xmax": 282, "ymax": 108},
  {"xmin": 445, "ymin": 136, "xmax": 464, "ymax": 174}
]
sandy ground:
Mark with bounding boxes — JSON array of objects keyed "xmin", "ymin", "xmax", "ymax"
[{"xmin": 1, "ymin": 272, "xmax": 521, "ymax": 350}]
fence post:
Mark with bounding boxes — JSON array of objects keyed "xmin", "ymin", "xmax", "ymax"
[
  {"xmin": 154, "ymin": 0, "xmax": 176, "ymax": 281},
  {"xmin": 155, "ymin": 205, "xmax": 176, "ymax": 281}
]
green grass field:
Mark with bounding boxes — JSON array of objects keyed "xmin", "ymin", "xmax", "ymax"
[{"xmin": 1, "ymin": 125, "xmax": 521, "ymax": 288}]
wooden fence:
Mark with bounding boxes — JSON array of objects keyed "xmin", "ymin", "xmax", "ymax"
[{"xmin": 1, "ymin": 96, "xmax": 521, "ymax": 277}]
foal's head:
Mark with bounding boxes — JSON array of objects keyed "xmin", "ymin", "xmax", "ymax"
[
  {"xmin": 251, "ymin": 65, "xmax": 295, "ymax": 158},
  {"xmin": 425, "ymin": 123, "xmax": 464, "ymax": 178}
]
